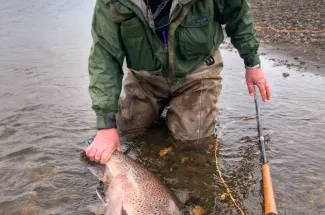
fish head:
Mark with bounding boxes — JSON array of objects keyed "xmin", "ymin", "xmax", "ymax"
[{"xmin": 87, "ymin": 151, "xmax": 125, "ymax": 187}]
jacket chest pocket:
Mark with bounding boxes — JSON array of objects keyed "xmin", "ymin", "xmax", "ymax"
[
  {"xmin": 120, "ymin": 17, "xmax": 157, "ymax": 71},
  {"xmin": 178, "ymin": 2, "xmax": 217, "ymax": 60}
]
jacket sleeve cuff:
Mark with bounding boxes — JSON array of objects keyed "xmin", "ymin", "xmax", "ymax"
[
  {"xmin": 96, "ymin": 115, "xmax": 117, "ymax": 129},
  {"xmin": 243, "ymin": 54, "xmax": 261, "ymax": 67}
]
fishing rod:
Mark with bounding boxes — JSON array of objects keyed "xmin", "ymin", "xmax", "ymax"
[{"xmin": 254, "ymin": 86, "xmax": 278, "ymax": 215}]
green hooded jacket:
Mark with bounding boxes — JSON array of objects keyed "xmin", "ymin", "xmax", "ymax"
[{"xmin": 89, "ymin": 0, "xmax": 260, "ymax": 128}]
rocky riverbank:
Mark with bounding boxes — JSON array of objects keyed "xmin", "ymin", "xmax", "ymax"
[{"xmin": 249, "ymin": 0, "xmax": 325, "ymax": 67}]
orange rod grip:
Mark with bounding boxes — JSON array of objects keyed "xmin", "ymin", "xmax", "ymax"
[{"xmin": 262, "ymin": 164, "xmax": 278, "ymax": 215}]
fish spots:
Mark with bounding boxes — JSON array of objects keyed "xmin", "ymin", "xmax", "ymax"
[{"xmin": 92, "ymin": 151, "xmax": 182, "ymax": 214}]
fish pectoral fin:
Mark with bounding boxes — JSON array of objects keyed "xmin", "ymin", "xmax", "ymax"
[
  {"xmin": 96, "ymin": 188, "xmax": 107, "ymax": 204},
  {"xmin": 88, "ymin": 165, "xmax": 105, "ymax": 181}
]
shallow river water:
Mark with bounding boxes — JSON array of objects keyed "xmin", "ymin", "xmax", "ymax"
[{"xmin": 0, "ymin": 1, "xmax": 324, "ymax": 214}]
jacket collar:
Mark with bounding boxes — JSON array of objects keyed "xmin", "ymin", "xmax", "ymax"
[
  {"xmin": 127, "ymin": 0, "xmax": 195, "ymax": 16},
  {"xmin": 128, "ymin": 0, "xmax": 194, "ymax": 7},
  {"xmin": 117, "ymin": 0, "xmax": 194, "ymax": 27}
]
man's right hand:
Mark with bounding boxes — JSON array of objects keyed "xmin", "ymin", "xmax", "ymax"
[{"xmin": 85, "ymin": 128, "xmax": 121, "ymax": 164}]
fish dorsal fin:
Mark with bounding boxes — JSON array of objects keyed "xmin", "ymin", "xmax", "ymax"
[
  {"xmin": 96, "ymin": 188, "xmax": 107, "ymax": 204},
  {"xmin": 88, "ymin": 165, "xmax": 105, "ymax": 181}
]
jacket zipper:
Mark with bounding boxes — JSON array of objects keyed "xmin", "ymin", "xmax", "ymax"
[{"xmin": 120, "ymin": 0, "xmax": 181, "ymax": 77}]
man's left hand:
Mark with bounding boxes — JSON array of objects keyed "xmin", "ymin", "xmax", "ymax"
[{"xmin": 245, "ymin": 68, "xmax": 271, "ymax": 102}]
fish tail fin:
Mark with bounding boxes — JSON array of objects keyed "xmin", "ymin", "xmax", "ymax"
[{"xmin": 171, "ymin": 188, "xmax": 191, "ymax": 204}]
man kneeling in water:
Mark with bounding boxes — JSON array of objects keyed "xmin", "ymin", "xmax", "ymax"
[{"xmin": 85, "ymin": 0, "xmax": 271, "ymax": 163}]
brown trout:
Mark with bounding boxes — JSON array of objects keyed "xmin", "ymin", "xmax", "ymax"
[{"xmin": 89, "ymin": 150, "xmax": 184, "ymax": 215}]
